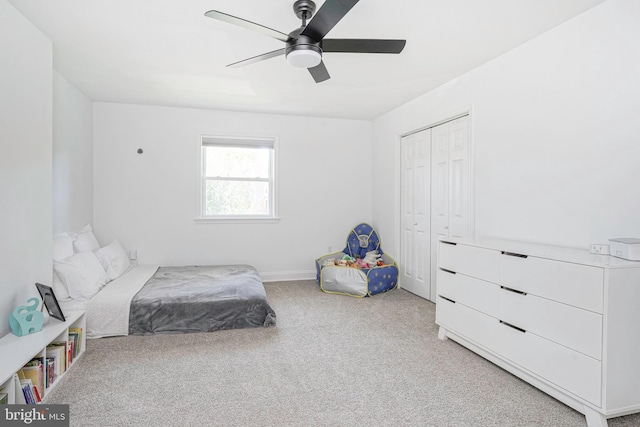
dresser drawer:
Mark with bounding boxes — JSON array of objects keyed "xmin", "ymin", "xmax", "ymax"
[
  {"xmin": 436, "ymin": 296, "xmax": 501, "ymax": 354},
  {"xmin": 500, "ymin": 253, "xmax": 604, "ymax": 313},
  {"xmin": 498, "ymin": 320, "xmax": 602, "ymax": 406},
  {"xmin": 439, "ymin": 241, "xmax": 500, "ymax": 283},
  {"xmin": 438, "ymin": 269, "xmax": 499, "ymax": 318},
  {"xmin": 499, "ymin": 288, "xmax": 603, "ymax": 360},
  {"xmin": 437, "ymin": 292, "xmax": 603, "ymax": 407}
]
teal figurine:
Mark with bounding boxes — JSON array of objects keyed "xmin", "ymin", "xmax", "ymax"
[{"xmin": 9, "ymin": 298, "xmax": 44, "ymax": 336}]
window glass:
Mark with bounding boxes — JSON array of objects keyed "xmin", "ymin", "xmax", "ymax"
[
  {"xmin": 204, "ymin": 180, "xmax": 269, "ymax": 216},
  {"xmin": 200, "ymin": 137, "xmax": 275, "ymax": 218},
  {"xmin": 204, "ymin": 146, "xmax": 270, "ymax": 179}
]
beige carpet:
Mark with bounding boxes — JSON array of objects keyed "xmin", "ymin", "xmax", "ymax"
[{"xmin": 45, "ymin": 281, "xmax": 640, "ymax": 426}]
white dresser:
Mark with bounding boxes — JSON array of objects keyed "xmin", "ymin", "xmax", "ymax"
[{"xmin": 435, "ymin": 237, "xmax": 640, "ymax": 427}]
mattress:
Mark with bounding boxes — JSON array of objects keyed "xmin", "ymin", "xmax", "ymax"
[
  {"xmin": 73, "ymin": 264, "xmax": 275, "ymax": 338},
  {"xmin": 128, "ymin": 265, "xmax": 276, "ymax": 335}
]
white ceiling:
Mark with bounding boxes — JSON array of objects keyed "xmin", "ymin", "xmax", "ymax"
[{"xmin": 10, "ymin": 0, "xmax": 605, "ymax": 120}]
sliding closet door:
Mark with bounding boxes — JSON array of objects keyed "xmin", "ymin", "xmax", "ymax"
[
  {"xmin": 400, "ymin": 129, "xmax": 431, "ymax": 299},
  {"xmin": 430, "ymin": 116, "xmax": 471, "ymax": 301}
]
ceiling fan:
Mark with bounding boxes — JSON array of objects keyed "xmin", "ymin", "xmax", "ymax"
[{"xmin": 204, "ymin": 0, "xmax": 406, "ymax": 83}]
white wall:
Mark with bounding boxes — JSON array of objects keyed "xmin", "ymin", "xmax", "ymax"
[
  {"xmin": 53, "ymin": 71, "xmax": 93, "ymax": 233},
  {"xmin": 373, "ymin": 0, "xmax": 640, "ymax": 252},
  {"xmin": 93, "ymin": 103, "xmax": 372, "ymax": 280},
  {"xmin": 0, "ymin": 0, "xmax": 52, "ymax": 336}
]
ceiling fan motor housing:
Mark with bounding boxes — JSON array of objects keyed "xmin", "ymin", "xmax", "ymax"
[
  {"xmin": 286, "ymin": 27, "xmax": 322, "ymax": 68},
  {"xmin": 293, "ymin": 0, "xmax": 316, "ymax": 21}
]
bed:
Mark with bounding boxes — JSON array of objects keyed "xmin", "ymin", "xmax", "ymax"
[
  {"xmin": 59, "ymin": 263, "xmax": 276, "ymax": 339},
  {"xmin": 128, "ymin": 265, "xmax": 276, "ymax": 336},
  {"xmin": 53, "ymin": 225, "xmax": 276, "ymax": 338}
]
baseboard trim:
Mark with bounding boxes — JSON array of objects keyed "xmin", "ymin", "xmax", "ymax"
[{"xmin": 260, "ymin": 270, "xmax": 316, "ymax": 282}]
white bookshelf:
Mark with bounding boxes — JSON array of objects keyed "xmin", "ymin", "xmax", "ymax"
[{"xmin": 0, "ymin": 310, "xmax": 85, "ymax": 404}]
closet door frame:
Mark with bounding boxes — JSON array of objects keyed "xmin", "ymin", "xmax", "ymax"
[{"xmin": 394, "ymin": 108, "xmax": 475, "ymax": 302}]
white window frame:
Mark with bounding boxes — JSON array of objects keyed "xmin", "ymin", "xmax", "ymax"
[{"xmin": 196, "ymin": 135, "xmax": 278, "ymax": 223}]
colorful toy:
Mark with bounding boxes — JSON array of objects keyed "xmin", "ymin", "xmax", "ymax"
[
  {"xmin": 323, "ymin": 258, "xmax": 336, "ymax": 266},
  {"xmin": 315, "ymin": 223, "xmax": 399, "ymax": 297},
  {"xmin": 355, "ymin": 258, "xmax": 369, "ymax": 268}
]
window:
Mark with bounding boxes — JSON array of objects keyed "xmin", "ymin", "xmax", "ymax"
[{"xmin": 200, "ymin": 136, "xmax": 276, "ymax": 220}]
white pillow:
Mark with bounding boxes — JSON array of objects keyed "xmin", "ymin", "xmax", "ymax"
[
  {"xmin": 53, "ymin": 252, "xmax": 107, "ymax": 302},
  {"xmin": 73, "ymin": 224, "xmax": 101, "ymax": 253},
  {"xmin": 95, "ymin": 240, "xmax": 131, "ymax": 282},
  {"xmin": 53, "ymin": 234, "xmax": 74, "ymax": 261},
  {"xmin": 51, "ymin": 271, "xmax": 71, "ymax": 300}
]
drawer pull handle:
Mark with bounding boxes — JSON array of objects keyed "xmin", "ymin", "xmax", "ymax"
[
  {"xmin": 440, "ymin": 268, "xmax": 456, "ymax": 275},
  {"xmin": 501, "ymin": 251, "xmax": 528, "ymax": 258},
  {"xmin": 500, "ymin": 286, "xmax": 527, "ymax": 296},
  {"xmin": 441, "ymin": 241, "xmax": 457, "ymax": 246},
  {"xmin": 500, "ymin": 320, "xmax": 526, "ymax": 333},
  {"xmin": 440, "ymin": 296, "xmax": 456, "ymax": 304}
]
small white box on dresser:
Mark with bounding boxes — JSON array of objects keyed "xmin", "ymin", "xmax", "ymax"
[{"xmin": 609, "ymin": 238, "xmax": 640, "ymax": 261}]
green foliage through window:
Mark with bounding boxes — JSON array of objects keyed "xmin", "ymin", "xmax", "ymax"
[{"xmin": 201, "ymin": 137, "xmax": 275, "ymax": 218}]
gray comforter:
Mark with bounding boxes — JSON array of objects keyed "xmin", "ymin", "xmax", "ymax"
[{"xmin": 128, "ymin": 265, "xmax": 276, "ymax": 335}]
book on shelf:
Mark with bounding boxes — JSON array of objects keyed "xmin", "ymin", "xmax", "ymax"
[
  {"xmin": 19, "ymin": 378, "xmax": 38, "ymax": 404},
  {"xmin": 68, "ymin": 327, "xmax": 82, "ymax": 360},
  {"xmin": 17, "ymin": 369, "xmax": 41, "ymax": 404},
  {"xmin": 69, "ymin": 326, "xmax": 82, "ymax": 341},
  {"xmin": 67, "ymin": 341, "xmax": 73, "ymax": 367},
  {"xmin": 46, "ymin": 342, "xmax": 67, "ymax": 379},
  {"xmin": 45, "ymin": 357, "xmax": 55, "ymax": 389},
  {"xmin": 68, "ymin": 336, "xmax": 76, "ymax": 363},
  {"xmin": 32, "ymin": 384, "xmax": 41, "ymax": 402},
  {"xmin": 14, "ymin": 374, "xmax": 26, "ymax": 404},
  {"xmin": 20, "ymin": 359, "xmax": 45, "ymax": 401}
]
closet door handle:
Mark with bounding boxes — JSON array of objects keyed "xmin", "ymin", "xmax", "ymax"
[
  {"xmin": 501, "ymin": 251, "xmax": 528, "ymax": 258},
  {"xmin": 500, "ymin": 320, "xmax": 526, "ymax": 333},
  {"xmin": 441, "ymin": 241, "xmax": 456, "ymax": 246},
  {"xmin": 500, "ymin": 286, "xmax": 527, "ymax": 296},
  {"xmin": 440, "ymin": 268, "xmax": 456, "ymax": 275},
  {"xmin": 440, "ymin": 296, "xmax": 456, "ymax": 304}
]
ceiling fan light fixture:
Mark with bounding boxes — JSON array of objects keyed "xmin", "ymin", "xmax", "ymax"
[{"xmin": 286, "ymin": 49, "xmax": 321, "ymax": 68}]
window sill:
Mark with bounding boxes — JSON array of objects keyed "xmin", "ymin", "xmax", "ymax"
[{"xmin": 194, "ymin": 217, "xmax": 281, "ymax": 224}]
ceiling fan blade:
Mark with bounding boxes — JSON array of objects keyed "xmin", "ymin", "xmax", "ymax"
[
  {"xmin": 308, "ymin": 61, "xmax": 331, "ymax": 83},
  {"xmin": 300, "ymin": 0, "xmax": 359, "ymax": 42},
  {"xmin": 204, "ymin": 10, "xmax": 289, "ymax": 42},
  {"xmin": 322, "ymin": 39, "xmax": 406, "ymax": 54},
  {"xmin": 227, "ymin": 48, "xmax": 286, "ymax": 68}
]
